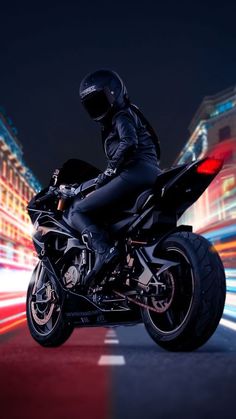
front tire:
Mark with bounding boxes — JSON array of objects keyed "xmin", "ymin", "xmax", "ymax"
[
  {"xmin": 27, "ymin": 262, "xmax": 74, "ymax": 347},
  {"xmin": 142, "ymin": 232, "xmax": 226, "ymax": 351}
]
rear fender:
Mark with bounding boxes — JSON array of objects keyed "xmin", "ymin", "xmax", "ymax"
[
  {"xmin": 151, "ymin": 224, "xmax": 193, "ymax": 250},
  {"xmin": 157, "ymin": 157, "xmax": 223, "ymax": 217}
]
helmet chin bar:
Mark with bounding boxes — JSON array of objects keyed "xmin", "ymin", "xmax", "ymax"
[
  {"xmin": 94, "ymin": 109, "xmax": 111, "ymax": 122},
  {"xmin": 81, "ymin": 87, "xmax": 115, "ymax": 121},
  {"xmin": 94, "ymin": 102, "xmax": 115, "ymax": 122}
]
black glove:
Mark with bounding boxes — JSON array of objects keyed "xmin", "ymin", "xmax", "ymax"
[{"xmin": 95, "ymin": 167, "xmax": 117, "ymax": 189}]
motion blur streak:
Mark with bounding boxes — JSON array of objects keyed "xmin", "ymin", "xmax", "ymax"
[
  {"xmin": 204, "ymin": 231, "xmax": 236, "ymax": 320},
  {"xmin": 0, "ymin": 296, "xmax": 26, "ymax": 308},
  {"xmin": 0, "ymin": 269, "xmax": 33, "ymax": 292},
  {"xmin": 0, "ymin": 316, "xmax": 26, "ymax": 334},
  {"xmin": 0, "ymin": 288, "xmax": 26, "ymax": 334},
  {"xmin": 0, "ymin": 311, "xmax": 26, "ymax": 324},
  {"xmin": 177, "ymin": 137, "xmax": 236, "ymax": 324},
  {"xmin": 220, "ymin": 318, "xmax": 236, "ymax": 331}
]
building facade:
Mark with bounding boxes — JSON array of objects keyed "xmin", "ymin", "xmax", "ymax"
[
  {"xmin": 0, "ymin": 111, "xmax": 41, "ymax": 275},
  {"xmin": 176, "ymin": 85, "xmax": 236, "ymax": 231},
  {"xmin": 175, "ymin": 86, "xmax": 236, "ymax": 321}
]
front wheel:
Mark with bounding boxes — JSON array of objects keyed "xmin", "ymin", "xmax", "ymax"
[
  {"xmin": 142, "ymin": 232, "xmax": 226, "ymax": 351},
  {"xmin": 26, "ymin": 262, "xmax": 74, "ymax": 347}
]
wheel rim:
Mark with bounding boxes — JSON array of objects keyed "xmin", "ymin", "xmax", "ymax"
[
  {"xmin": 146, "ymin": 247, "xmax": 194, "ymax": 334},
  {"xmin": 29, "ymin": 265, "xmax": 61, "ymax": 336}
]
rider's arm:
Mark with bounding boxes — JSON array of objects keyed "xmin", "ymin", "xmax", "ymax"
[
  {"xmin": 107, "ymin": 110, "xmax": 138, "ymax": 171},
  {"xmin": 96, "ymin": 111, "xmax": 138, "ymax": 189}
]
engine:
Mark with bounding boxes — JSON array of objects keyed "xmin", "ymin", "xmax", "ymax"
[{"xmin": 62, "ymin": 251, "xmax": 87, "ymax": 289}]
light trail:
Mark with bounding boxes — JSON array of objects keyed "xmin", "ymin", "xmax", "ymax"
[
  {"xmin": 0, "ymin": 316, "xmax": 26, "ymax": 335},
  {"xmin": 203, "ymin": 223, "xmax": 236, "ymax": 241},
  {"xmin": 0, "ymin": 290, "xmax": 27, "ymax": 334},
  {"xmin": 0, "ymin": 244, "xmax": 36, "ymax": 259},
  {"xmin": 0, "ymin": 311, "xmax": 26, "ymax": 325},
  {"xmin": 220, "ymin": 318, "xmax": 236, "ymax": 332},
  {"xmin": 0, "ymin": 268, "xmax": 33, "ymax": 292},
  {"xmin": 0, "ymin": 296, "xmax": 26, "ymax": 308},
  {"xmin": 214, "ymin": 241, "xmax": 236, "ymax": 252},
  {"xmin": 0, "ymin": 292, "xmax": 26, "ymax": 300},
  {"xmin": 0, "ymin": 257, "xmax": 35, "ymax": 270}
]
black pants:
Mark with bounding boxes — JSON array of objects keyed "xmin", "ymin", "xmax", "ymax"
[{"xmin": 65, "ymin": 161, "xmax": 161, "ymax": 233}]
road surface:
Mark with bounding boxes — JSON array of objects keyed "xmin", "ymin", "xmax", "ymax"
[{"xmin": 0, "ymin": 318, "xmax": 236, "ymax": 419}]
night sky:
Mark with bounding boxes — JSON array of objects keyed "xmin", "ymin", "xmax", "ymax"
[{"xmin": 1, "ymin": 0, "xmax": 236, "ymax": 186}]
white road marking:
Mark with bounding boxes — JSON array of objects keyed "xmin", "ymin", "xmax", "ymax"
[
  {"xmin": 104, "ymin": 339, "xmax": 119, "ymax": 344},
  {"xmin": 220, "ymin": 318, "xmax": 236, "ymax": 331},
  {"xmin": 106, "ymin": 330, "xmax": 117, "ymax": 338},
  {"xmin": 106, "ymin": 328, "xmax": 116, "ymax": 334},
  {"xmin": 98, "ymin": 355, "xmax": 125, "ymax": 366}
]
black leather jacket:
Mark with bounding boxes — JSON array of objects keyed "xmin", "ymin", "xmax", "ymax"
[{"xmin": 101, "ymin": 106, "xmax": 159, "ymax": 172}]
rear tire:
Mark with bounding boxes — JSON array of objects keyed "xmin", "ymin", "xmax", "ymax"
[
  {"xmin": 27, "ymin": 262, "xmax": 74, "ymax": 347},
  {"xmin": 142, "ymin": 232, "xmax": 226, "ymax": 351}
]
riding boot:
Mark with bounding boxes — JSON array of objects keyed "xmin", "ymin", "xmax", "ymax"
[{"xmin": 82, "ymin": 225, "xmax": 119, "ymax": 288}]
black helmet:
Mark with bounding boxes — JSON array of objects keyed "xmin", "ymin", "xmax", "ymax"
[{"xmin": 79, "ymin": 69, "xmax": 128, "ymax": 121}]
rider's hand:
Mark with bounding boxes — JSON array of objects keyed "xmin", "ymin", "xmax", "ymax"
[{"xmin": 95, "ymin": 167, "xmax": 117, "ymax": 189}]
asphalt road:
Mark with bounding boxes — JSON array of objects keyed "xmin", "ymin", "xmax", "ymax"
[{"xmin": 0, "ymin": 322, "xmax": 236, "ymax": 419}]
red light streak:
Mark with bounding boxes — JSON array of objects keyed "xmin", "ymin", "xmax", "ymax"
[
  {"xmin": 0, "ymin": 291, "xmax": 26, "ymax": 335},
  {"xmin": 0, "ymin": 316, "xmax": 26, "ymax": 334},
  {"xmin": 0, "ymin": 300, "xmax": 26, "ymax": 321},
  {"xmin": 0, "ymin": 292, "xmax": 26, "ymax": 300}
]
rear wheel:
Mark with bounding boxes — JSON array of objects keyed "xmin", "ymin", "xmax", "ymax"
[
  {"xmin": 27, "ymin": 262, "xmax": 74, "ymax": 347},
  {"xmin": 142, "ymin": 232, "xmax": 226, "ymax": 351}
]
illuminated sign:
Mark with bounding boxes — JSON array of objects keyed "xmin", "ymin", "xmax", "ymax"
[{"xmin": 210, "ymin": 100, "xmax": 235, "ymax": 118}]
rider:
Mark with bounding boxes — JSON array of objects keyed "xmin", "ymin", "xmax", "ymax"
[{"xmin": 65, "ymin": 69, "xmax": 161, "ymax": 286}]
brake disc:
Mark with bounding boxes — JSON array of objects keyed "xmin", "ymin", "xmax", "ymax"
[
  {"xmin": 31, "ymin": 283, "xmax": 55, "ymax": 325},
  {"xmin": 150, "ymin": 271, "xmax": 175, "ymax": 313}
]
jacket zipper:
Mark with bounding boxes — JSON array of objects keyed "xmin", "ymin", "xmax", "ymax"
[{"xmin": 104, "ymin": 136, "xmax": 110, "ymax": 159}]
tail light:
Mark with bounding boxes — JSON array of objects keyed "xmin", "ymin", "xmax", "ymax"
[{"xmin": 196, "ymin": 157, "xmax": 223, "ymax": 175}]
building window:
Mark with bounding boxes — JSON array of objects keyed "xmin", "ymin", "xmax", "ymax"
[
  {"xmin": 25, "ymin": 186, "xmax": 29, "ymax": 200},
  {"xmin": 9, "ymin": 168, "xmax": 13, "ymax": 184},
  {"xmin": 2, "ymin": 161, "xmax": 7, "ymax": 178},
  {"xmin": 18, "ymin": 178, "xmax": 22, "ymax": 194},
  {"xmin": 219, "ymin": 126, "xmax": 231, "ymax": 142},
  {"xmin": 222, "ymin": 176, "xmax": 235, "ymax": 197},
  {"xmin": 15, "ymin": 175, "xmax": 19, "ymax": 189}
]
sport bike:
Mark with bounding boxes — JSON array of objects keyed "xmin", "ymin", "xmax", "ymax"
[{"xmin": 26, "ymin": 157, "xmax": 226, "ymax": 351}]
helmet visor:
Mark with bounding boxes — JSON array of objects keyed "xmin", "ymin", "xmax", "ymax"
[{"xmin": 81, "ymin": 90, "xmax": 111, "ymax": 120}]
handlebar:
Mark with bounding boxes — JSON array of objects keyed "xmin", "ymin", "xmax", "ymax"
[
  {"xmin": 34, "ymin": 178, "xmax": 98, "ymax": 206},
  {"xmin": 35, "ymin": 190, "xmax": 55, "ymax": 205}
]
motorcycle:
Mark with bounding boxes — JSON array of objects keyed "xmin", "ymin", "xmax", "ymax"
[{"xmin": 26, "ymin": 157, "xmax": 226, "ymax": 351}]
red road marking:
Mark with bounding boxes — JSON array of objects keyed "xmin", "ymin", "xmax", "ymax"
[{"xmin": 0, "ymin": 325, "xmax": 110, "ymax": 419}]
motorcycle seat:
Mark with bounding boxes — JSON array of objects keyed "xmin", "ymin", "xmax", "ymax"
[
  {"xmin": 122, "ymin": 166, "xmax": 186, "ymax": 215},
  {"xmin": 123, "ymin": 189, "xmax": 154, "ymax": 214}
]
